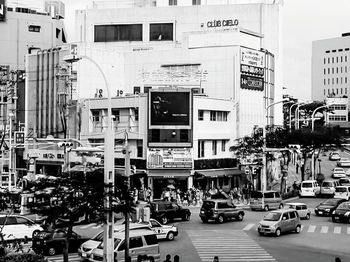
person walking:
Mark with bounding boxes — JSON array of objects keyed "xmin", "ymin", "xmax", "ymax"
[
  {"xmin": 174, "ymin": 255, "xmax": 179, "ymax": 262},
  {"xmin": 164, "ymin": 254, "xmax": 172, "ymax": 262},
  {"xmin": 213, "ymin": 256, "xmax": 219, "ymax": 262}
]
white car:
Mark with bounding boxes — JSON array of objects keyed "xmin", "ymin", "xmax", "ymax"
[
  {"xmin": 334, "ymin": 186, "xmax": 350, "ymax": 200},
  {"xmin": 337, "ymin": 158, "xmax": 350, "ymax": 167},
  {"xmin": 332, "ymin": 167, "xmax": 346, "ymax": 178},
  {"xmin": 286, "ymin": 202, "xmax": 311, "ymax": 220},
  {"xmin": 0, "ymin": 215, "xmax": 43, "ymax": 240},
  {"xmin": 139, "ymin": 218, "xmax": 178, "ymax": 241},
  {"xmin": 329, "ymin": 152, "xmax": 341, "ymax": 161}
]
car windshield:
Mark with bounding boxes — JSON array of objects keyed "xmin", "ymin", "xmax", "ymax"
[
  {"xmin": 251, "ymin": 191, "xmax": 263, "ymax": 198},
  {"xmin": 264, "ymin": 212, "xmax": 281, "ymax": 221},
  {"xmin": 321, "ymin": 199, "xmax": 339, "ymax": 205},
  {"xmin": 322, "ymin": 182, "xmax": 332, "ymax": 187},
  {"xmin": 302, "ymin": 182, "xmax": 312, "ymax": 188},
  {"xmin": 202, "ymin": 201, "xmax": 215, "ymax": 209},
  {"xmin": 93, "ymin": 232, "xmax": 104, "ymax": 241},
  {"xmin": 336, "ymin": 187, "xmax": 347, "ymax": 192},
  {"xmin": 98, "ymin": 238, "xmax": 122, "ymax": 249},
  {"xmin": 337, "ymin": 202, "xmax": 350, "ymax": 210}
]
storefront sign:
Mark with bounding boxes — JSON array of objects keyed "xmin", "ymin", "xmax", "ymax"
[
  {"xmin": 241, "ymin": 48, "xmax": 264, "ymax": 68},
  {"xmin": 206, "ymin": 19, "xmax": 239, "ymax": 28},
  {"xmin": 147, "ymin": 148, "xmax": 193, "ymax": 169},
  {"xmin": 0, "ymin": 0, "xmax": 5, "ymax": 22},
  {"xmin": 240, "ymin": 64, "xmax": 264, "ymax": 77},
  {"xmin": 241, "ymin": 75, "xmax": 264, "ymax": 91}
]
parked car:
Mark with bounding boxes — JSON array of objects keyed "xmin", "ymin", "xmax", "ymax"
[
  {"xmin": 320, "ymin": 180, "xmax": 339, "ymax": 197},
  {"xmin": 332, "ymin": 167, "xmax": 346, "ymax": 178},
  {"xmin": 332, "ymin": 201, "xmax": 350, "ymax": 223},
  {"xmin": 286, "ymin": 203, "xmax": 311, "ymax": 220},
  {"xmin": 257, "ymin": 209, "xmax": 301, "ymax": 237},
  {"xmin": 334, "ymin": 186, "xmax": 350, "ymax": 200},
  {"xmin": 346, "ymin": 169, "xmax": 350, "ymax": 177},
  {"xmin": 329, "ymin": 151, "xmax": 341, "ymax": 161},
  {"xmin": 32, "ymin": 229, "xmax": 88, "ymax": 256},
  {"xmin": 250, "ymin": 190, "xmax": 283, "ymax": 211},
  {"xmin": 0, "ymin": 215, "xmax": 43, "ymax": 241},
  {"xmin": 299, "ymin": 180, "xmax": 320, "ymax": 197},
  {"xmin": 339, "ymin": 177, "xmax": 350, "ymax": 186},
  {"xmin": 146, "ymin": 201, "xmax": 191, "ymax": 225},
  {"xmin": 78, "ymin": 223, "xmax": 152, "ymax": 261},
  {"xmin": 138, "ymin": 218, "xmax": 178, "ymax": 241},
  {"xmin": 89, "ymin": 229, "xmax": 161, "ymax": 262},
  {"xmin": 337, "ymin": 158, "xmax": 350, "ymax": 167},
  {"xmin": 314, "ymin": 198, "xmax": 346, "ymax": 216},
  {"xmin": 199, "ymin": 199, "xmax": 245, "ymax": 223}
]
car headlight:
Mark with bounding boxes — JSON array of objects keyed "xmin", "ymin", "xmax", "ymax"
[
  {"xmin": 325, "ymin": 209, "xmax": 330, "ymax": 212},
  {"xmin": 315, "ymin": 207, "xmax": 318, "ymax": 210},
  {"xmin": 332, "ymin": 211, "xmax": 336, "ymax": 214},
  {"xmin": 345, "ymin": 211, "xmax": 350, "ymax": 216}
]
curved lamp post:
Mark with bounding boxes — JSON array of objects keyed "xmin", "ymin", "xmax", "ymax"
[
  {"xmin": 289, "ymin": 102, "xmax": 300, "ymax": 131},
  {"xmin": 262, "ymin": 98, "xmax": 290, "ymax": 191}
]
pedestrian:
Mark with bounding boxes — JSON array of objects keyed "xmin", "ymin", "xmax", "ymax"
[
  {"xmin": 213, "ymin": 256, "xmax": 219, "ymax": 262},
  {"xmin": 174, "ymin": 255, "xmax": 179, "ymax": 262},
  {"xmin": 146, "ymin": 187, "xmax": 152, "ymax": 203},
  {"xmin": 335, "ymin": 257, "xmax": 341, "ymax": 262},
  {"xmin": 164, "ymin": 254, "xmax": 172, "ymax": 262}
]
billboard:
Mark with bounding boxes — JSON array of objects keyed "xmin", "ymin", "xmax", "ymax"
[
  {"xmin": 0, "ymin": 0, "xmax": 5, "ymax": 22},
  {"xmin": 149, "ymin": 90, "xmax": 191, "ymax": 127},
  {"xmin": 241, "ymin": 75, "xmax": 264, "ymax": 91},
  {"xmin": 147, "ymin": 148, "xmax": 193, "ymax": 169},
  {"xmin": 240, "ymin": 47, "xmax": 264, "ymax": 68}
]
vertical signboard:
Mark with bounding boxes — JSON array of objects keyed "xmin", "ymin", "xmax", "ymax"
[
  {"xmin": 0, "ymin": 0, "xmax": 5, "ymax": 22},
  {"xmin": 240, "ymin": 47, "xmax": 265, "ymax": 91}
]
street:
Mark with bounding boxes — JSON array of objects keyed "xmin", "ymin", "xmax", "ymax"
[{"xmin": 47, "ymin": 149, "xmax": 350, "ymax": 262}]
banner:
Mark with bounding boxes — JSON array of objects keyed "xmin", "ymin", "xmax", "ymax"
[
  {"xmin": 241, "ymin": 75, "xmax": 264, "ymax": 91},
  {"xmin": 147, "ymin": 148, "xmax": 193, "ymax": 169}
]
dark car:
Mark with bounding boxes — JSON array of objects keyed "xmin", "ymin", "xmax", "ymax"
[
  {"xmin": 147, "ymin": 201, "xmax": 191, "ymax": 225},
  {"xmin": 315, "ymin": 198, "xmax": 346, "ymax": 216},
  {"xmin": 332, "ymin": 201, "xmax": 350, "ymax": 223},
  {"xmin": 32, "ymin": 229, "xmax": 88, "ymax": 256},
  {"xmin": 199, "ymin": 199, "xmax": 244, "ymax": 224}
]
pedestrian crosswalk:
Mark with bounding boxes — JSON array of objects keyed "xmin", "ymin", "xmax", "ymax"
[
  {"xmin": 47, "ymin": 253, "xmax": 81, "ymax": 262},
  {"xmin": 243, "ymin": 223, "xmax": 350, "ymax": 235},
  {"xmin": 188, "ymin": 230, "xmax": 276, "ymax": 262}
]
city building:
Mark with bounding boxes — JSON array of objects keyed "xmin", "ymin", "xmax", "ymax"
[{"xmin": 0, "ymin": 1, "xmax": 67, "ymax": 188}]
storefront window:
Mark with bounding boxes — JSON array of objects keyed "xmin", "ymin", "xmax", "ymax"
[
  {"xmin": 94, "ymin": 24, "xmax": 142, "ymax": 42},
  {"xmin": 150, "ymin": 23, "xmax": 173, "ymax": 41}
]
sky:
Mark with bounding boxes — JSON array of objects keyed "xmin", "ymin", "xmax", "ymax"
[{"xmin": 18, "ymin": 0, "xmax": 350, "ymax": 101}]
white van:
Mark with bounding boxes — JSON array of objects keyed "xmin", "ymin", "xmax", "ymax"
[
  {"xmin": 89, "ymin": 229, "xmax": 161, "ymax": 262},
  {"xmin": 250, "ymin": 190, "xmax": 283, "ymax": 211},
  {"xmin": 334, "ymin": 186, "xmax": 350, "ymax": 200},
  {"xmin": 299, "ymin": 180, "xmax": 320, "ymax": 197}
]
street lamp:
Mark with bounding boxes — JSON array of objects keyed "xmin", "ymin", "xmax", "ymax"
[
  {"xmin": 311, "ymin": 104, "xmax": 334, "ymax": 132},
  {"xmin": 8, "ymin": 112, "xmax": 14, "ymax": 191},
  {"xmin": 295, "ymin": 101, "xmax": 313, "ymax": 130},
  {"xmin": 289, "ymin": 102, "xmax": 300, "ymax": 131},
  {"xmin": 262, "ymin": 98, "xmax": 290, "ymax": 191},
  {"xmin": 64, "ymin": 54, "xmax": 115, "ymax": 262}
]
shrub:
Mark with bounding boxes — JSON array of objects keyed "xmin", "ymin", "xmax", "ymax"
[
  {"xmin": 316, "ymin": 173, "xmax": 325, "ymax": 185},
  {"xmin": 0, "ymin": 253, "xmax": 46, "ymax": 262}
]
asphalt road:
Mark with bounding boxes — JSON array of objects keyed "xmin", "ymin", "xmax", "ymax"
[{"xmin": 47, "ymin": 151, "xmax": 350, "ymax": 262}]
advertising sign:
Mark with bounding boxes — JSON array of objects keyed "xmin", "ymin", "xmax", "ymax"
[
  {"xmin": 147, "ymin": 148, "xmax": 193, "ymax": 169},
  {"xmin": 240, "ymin": 64, "xmax": 264, "ymax": 77},
  {"xmin": 150, "ymin": 91, "xmax": 190, "ymax": 126},
  {"xmin": 241, "ymin": 48, "xmax": 264, "ymax": 68},
  {"xmin": 241, "ymin": 75, "xmax": 264, "ymax": 91},
  {"xmin": 0, "ymin": 0, "xmax": 5, "ymax": 22}
]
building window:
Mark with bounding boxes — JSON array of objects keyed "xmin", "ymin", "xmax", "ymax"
[
  {"xmin": 137, "ymin": 140, "xmax": 143, "ymax": 157},
  {"xmin": 28, "ymin": 25, "xmax": 41, "ymax": 32},
  {"xmin": 341, "ymin": 56, "xmax": 343, "ymax": 62},
  {"xmin": 210, "ymin": 111, "xmax": 228, "ymax": 121},
  {"xmin": 324, "ymin": 58, "xmax": 326, "ymax": 64},
  {"xmin": 337, "ymin": 67, "xmax": 338, "ymax": 73},
  {"xmin": 336, "ymin": 88, "xmax": 338, "ymax": 94},
  {"xmin": 324, "ymin": 79, "xmax": 326, "ymax": 85},
  {"xmin": 341, "ymin": 88, "xmax": 343, "ymax": 94},
  {"xmin": 329, "ymin": 105, "xmax": 346, "ymax": 110},
  {"xmin": 212, "ymin": 140, "xmax": 217, "ymax": 155},
  {"xmin": 341, "ymin": 67, "xmax": 343, "ymax": 73},
  {"xmin": 221, "ymin": 140, "xmax": 226, "ymax": 152},
  {"xmin": 134, "ymin": 108, "xmax": 139, "ymax": 121},
  {"xmin": 337, "ymin": 57, "xmax": 339, "ymax": 63},
  {"xmin": 332, "ymin": 57, "xmax": 334, "ymax": 63},
  {"xmin": 150, "ymin": 23, "xmax": 173, "ymax": 41},
  {"xmin": 198, "ymin": 140, "xmax": 204, "ymax": 158},
  {"xmin": 346, "ymin": 67, "xmax": 348, "ymax": 73},
  {"xmin": 94, "ymin": 24, "xmax": 142, "ymax": 42},
  {"xmin": 169, "ymin": 0, "xmax": 177, "ymax": 5},
  {"xmin": 346, "ymin": 56, "xmax": 348, "ymax": 62},
  {"xmin": 324, "ymin": 89, "xmax": 325, "ymax": 95},
  {"xmin": 346, "ymin": 77, "xmax": 348, "ymax": 84},
  {"xmin": 328, "ymin": 89, "xmax": 330, "ymax": 95},
  {"xmin": 341, "ymin": 77, "xmax": 343, "ymax": 84},
  {"xmin": 210, "ymin": 111, "xmax": 216, "ymax": 121},
  {"xmin": 323, "ymin": 68, "xmax": 325, "ymax": 75},
  {"xmin": 332, "ymin": 68, "xmax": 334, "ymax": 74},
  {"xmin": 328, "ymin": 58, "xmax": 330, "ymax": 63},
  {"xmin": 112, "ymin": 109, "xmax": 120, "ymax": 123},
  {"xmin": 337, "ymin": 78, "xmax": 338, "ymax": 84},
  {"xmin": 328, "ymin": 68, "xmax": 330, "ymax": 74},
  {"xmin": 144, "ymin": 86, "xmax": 152, "ymax": 93},
  {"xmin": 332, "ymin": 78, "xmax": 334, "ymax": 84},
  {"xmin": 198, "ymin": 110, "xmax": 204, "ymax": 121},
  {"xmin": 328, "ymin": 79, "xmax": 330, "ymax": 85},
  {"xmin": 329, "ymin": 115, "xmax": 347, "ymax": 121},
  {"xmin": 133, "ymin": 86, "xmax": 140, "ymax": 94},
  {"xmin": 346, "ymin": 88, "xmax": 348, "ymax": 94},
  {"xmin": 91, "ymin": 110, "xmax": 100, "ymax": 122},
  {"xmin": 192, "ymin": 0, "xmax": 201, "ymax": 5}
]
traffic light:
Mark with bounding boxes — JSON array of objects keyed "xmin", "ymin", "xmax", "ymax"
[
  {"xmin": 14, "ymin": 131, "xmax": 25, "ymax": 144},
  {"xmin": 57, "ymin": 142, "xmax": 74, "ymax": 151}
]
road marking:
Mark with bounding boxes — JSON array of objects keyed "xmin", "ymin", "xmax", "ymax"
[
  {"xmin": 188, "ymin": 230, "xmax": 277, "ymax": 262},
  {"xmin": 307, "ymin": 225, "xmax": 316, "ymax": 233},
  {"xmin": 320, "ymin": 226, "xmax": 328, "ymax": 233},
  {"xmin": 243, "ymin": 223, "xmax": 255, "ymax": 231},
  {"xmin": 347, "ymin": 227, "xmax": 350, "ymax": 234},
  {"xmin": 301, "ymin": 225, "xmax": 304, "ymax": 231},
  {"xmin": 334, "ymin": 226, "xmax": 341, "ymax": 234},
  {"xmin": 79, "ymin": 223, "xmax": 94, "ymax": 229},
  {"xmin": 47, "ymin": 253, "xmax": 80, "ymax": 262}
]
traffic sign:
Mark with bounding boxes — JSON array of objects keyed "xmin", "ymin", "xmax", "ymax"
[{"xmin": 14, "ymin": 131, "xmax": 25, "ymax": 144}]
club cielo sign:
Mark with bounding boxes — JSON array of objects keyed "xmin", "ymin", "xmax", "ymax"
[{"xmin": 206, "ymin": 19, "xmax": 239, "ymax": 28}]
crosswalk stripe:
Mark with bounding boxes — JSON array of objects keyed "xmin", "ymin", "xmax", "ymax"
[
  {"xmin": 320, "ymin": 226, "xmax": 328, "ymax": 233},
  {"xmin": 347, "ymin": 227, "xmax": 350, "ymax": 234},
  {"xmin": 188, "ymin": 230, "xmax": 276, "ymax": 262},
  {"xmin": 243, "ymin": 223, "xmax": 255, "ymax": 231},
  {"xmin": 301, "ymin": 225, "xmax": 304, "ymax": 231},
  {"xmin": 307, "ymin": 225, "xmax": 316, "ymax": 233},
  {"xmin": 334, "ymin": 226, "xmax": 341, "ymax": 234},
  {"xmin": 47, "ymin": 253, "xmax": 80, "ymax": 262}
]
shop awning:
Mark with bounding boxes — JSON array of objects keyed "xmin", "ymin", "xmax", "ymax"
[
  {"xmin": 148, "ymin": 169, "xmax": 191, "ymax": 178},
  {"xmin": 115, "ymin": 168, "xmax": 147, "ymax": 176},
  {"xmin": 195, "ymin": 168, "xmax": 244, "ymax": 178}
]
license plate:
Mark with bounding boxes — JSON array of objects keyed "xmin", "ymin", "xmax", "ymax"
[
  {"xmin": 334, "ymin": 216, "xmax": 339, "ymax": 219},
  {"xmin": 36, "ymin": 241, "xmax": 40, "ymax": 245},
  {"xmin": 200, "ymin": 211, "xmax": 204, "ymax": 214}
]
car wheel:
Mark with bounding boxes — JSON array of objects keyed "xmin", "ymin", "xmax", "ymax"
[
  {"xmin": 236, "ymin": 213, "xmax": 244, "ymax": 221},
  {"xmin": 258, "ymin": 232, "xmax": 264, "ymax": 236},
  {"xmin": 275, "ymin": 228, "xmax": 281, "ymax": 237},
  {"xmin": 47, "ymin": 247, "xmax": 56, "ymax": 256},
  {"xmin": 279, "ymin": 204, "xmax": 283, "ymax": 209},
  {"xmin": 183, "ymin": 213, "xmax": 190, "ymax": 221},
  {"xmin": 217, "ymin": 215, "xmax": 225, "ymax": 224},
  {"xmin": 295, "ymin": 225, "xmax": 301, "ymax": 233},
  {"xmin": 201, "ymin": 218, "xmax": 208, "ymax": 223},
  {"xmin": 161, "ymin": 216, "xmax": 168, "ymax": 225},
  {"xmin": 305, "ymin": 213, "xmax": 310, "ymax": 220},
  {"xmin": 167, "ymin": 231, "xmax": 175, "ymax": 241},
  {"xmin": 264, "ymin": 205, "xmax": 269, "ymax": 211}
]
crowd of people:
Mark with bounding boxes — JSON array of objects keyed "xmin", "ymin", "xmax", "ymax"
[{"xmin": 158, "ymin": 183, "xmax": 254, "ymax": 206}]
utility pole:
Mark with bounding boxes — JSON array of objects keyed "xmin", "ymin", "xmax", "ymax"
[{"xmin": 124, "ymin": 131, "xmax": 131, "ymax": 261}]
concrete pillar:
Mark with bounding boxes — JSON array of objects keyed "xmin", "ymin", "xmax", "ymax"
[{"xmin": 187, "ymin": 176, "xmax": 193, "ymax": 189}]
